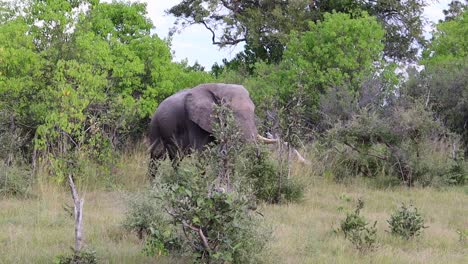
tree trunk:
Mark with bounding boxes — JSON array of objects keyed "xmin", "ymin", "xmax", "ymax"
[{"xmin": 68, "ymin": 174, "xmax": 85, "ymax": 251}]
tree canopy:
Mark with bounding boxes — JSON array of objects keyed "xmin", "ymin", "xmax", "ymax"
[
  {"xmin": 0, "ymin": 0, "xmax": 212, "ymax": 177},
  {"xmin": 169, "ymin": 0, "xmax": 427, "ymax": 64}
]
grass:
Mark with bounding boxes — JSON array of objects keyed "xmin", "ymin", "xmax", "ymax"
[
  {"xmin": 0, "ymin": 152, "xmax": 467, "ymax": 263},
  {"xmin": 261, "ymin": 178, "xmax": 467, "ymax": 263}
]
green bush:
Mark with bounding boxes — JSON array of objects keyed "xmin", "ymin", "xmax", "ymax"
[
  {"xmin": 444, "ymin": 163, "xmax": 467, "ymax": 186},
  {"xmin": 122, "ymin": 185, "xmax": 182, "ymax": 255},
  {"xmin": 55, "ymin": 248, "xmax": 97, "ymax": 264},
  {"xmin": 144, "ymin": 225, "xmax": 182, "ymax": 257},
  {"xmin": 147, "ymin": 153, "xmax": 268, "ymax": 263},
  {"xmin": 241, "ymin": 145, "xmax": 304, "ymax": 203},
  {"xmin": 122, "ymin": 189, "xmax": 171, "ymax": 239},
  {"xmin": 141, "ymin": 103, "xmax": 269, "ymax": 263},
  {"xmin": 387, "ymin": 203, "xmax": 427, "ymax": 240},
  {"xmin": 0, "ymin": 163, "xmax": 32, "ymax": 197},
  {"xmin": 339, "ymin": 199, "xmax": 378, "ymax": 253}
]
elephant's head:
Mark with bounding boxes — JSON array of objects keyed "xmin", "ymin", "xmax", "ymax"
[{"xmin": 185, "ymin": 83, "xmax": 258, "ymax": 142}]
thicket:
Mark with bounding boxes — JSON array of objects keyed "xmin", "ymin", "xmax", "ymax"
[
  {"xmin": 0, "ymin": 0, "xmax": 212, "ymax": 183},
  {"xmin": 1, "ymin": 1, "xmax": 466, "ymax": 263},
  {"xmin": 215, "ymin": 8, "xmax": 467, "ymax": 187},
  {"xmin": 322, "ymin": 101, "xmax": 465, "ymax": 186},
  {"xmin": 1, "ymin": 0, "xmax": 466, "ymax": 190}
]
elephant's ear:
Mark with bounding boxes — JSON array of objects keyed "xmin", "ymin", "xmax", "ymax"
[{"xmin": 185, "ymin": 89, "xmax": 217, "ymax": 133}]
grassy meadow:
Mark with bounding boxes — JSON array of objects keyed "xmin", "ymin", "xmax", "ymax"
[{"xmin": 0, "ymin": 150, "xmax": 467, "ymax": 264}]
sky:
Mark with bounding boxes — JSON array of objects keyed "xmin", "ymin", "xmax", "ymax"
[{"xmin": 145, "ymin": 0, "xmax": 453, "ymax": 69}]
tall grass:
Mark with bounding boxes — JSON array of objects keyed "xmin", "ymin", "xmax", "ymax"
[{"xmin": 0, "ymin": 149, "xmax": 466, "ymax": 263}]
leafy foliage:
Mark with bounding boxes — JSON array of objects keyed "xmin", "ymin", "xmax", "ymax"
[
  {"xmin": 441, "ymin": 0, "xmax": 467, "ymax": 22},
  {"xmin": 55, "ymin": 248, "xmax": 98, "ymax": 264},
  {"xmin": 339, "ymin": 199, "xmax": 378, "ymax": 253},
  {"xmin": 241, "ymin": 145, "xmax": 303, "ymax": 203},
  {"xmin": 220, "ymin": 12, "xmax": 394, "ymax": 130},
  {"xmin": 142, "ymin": 103, "xmax": 269, "ymax": 263},
  {"xmin": 323, "ymin": 100, "xmax": 465, "ymax": 186},
  {"xmin": 0, "ymin": 0, "xmax": 212, "ymax": 178},
  {"xmin": 423, "ymin": 9, "xmax": 467, "ymax": 66},
  {"xmin": 170, "ymin": 0, "xmax": 427, "ymax": 63},
  {"xmin": 387, "ymin": 203, "xmax": 427, "ymax": 240},
  {"xmin": 407, "ymin": 10, "xmax": 468, "ymax": 154},
  {"xmin": 0, "ymin": 163, "xmax": 32, "ymax": 197},
  {"xmin": 122, "ymin": 190, "xmax": 172, "ymax": 240},
  {"xmin": 283, "ymin": 12, "xmax": 386, "ymax": 93}
]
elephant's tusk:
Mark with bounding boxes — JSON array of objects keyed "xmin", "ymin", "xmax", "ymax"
[
  {"xmin": 292, "ymin": 148, "xmax": 311, "ymax": 165},
  {"xmin": 257, "ymin": 134, "xmax": 278, "ymax": 144},
  {"xmin": 257, "ymin": 134, "xmax": 310, "ymax": 164}
]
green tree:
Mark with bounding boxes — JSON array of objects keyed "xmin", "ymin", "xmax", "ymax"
[
  {"xmin": 0, "ymin": 16, "xmax": 43, "ymax": 133},
  {"xmin": 1, "ymin": 0, "xmax": 213, "ymax": 179},
  {"xmin": 170, "ymin": 0, "xmax": 427, "ymax": 65},
  {"xmin": 442, "ymin": 0, "xmax": 467, "ymax": 22},
  {"xmin": 423, "ymin": 10, "xmax": 467, "ymax": 67},
  {"xmin": 283, "ymin": 12, "xmax": 386, "ymax": 93},
  {"xmin": 243, "ymin": 12, "xmax": 393, "ymax": 122},
  {"xmin": 408, "ymin": 10, "xmax": 468, "ymax": 154}
]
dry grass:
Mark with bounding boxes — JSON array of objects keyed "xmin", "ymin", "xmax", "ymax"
[
  {"xmin": 0, "ymin": 152, "xmax": 466, "ymax": 263},
  {"xmin": 260, "ymin": 175, "xmax": 467, "ymax": 264}
]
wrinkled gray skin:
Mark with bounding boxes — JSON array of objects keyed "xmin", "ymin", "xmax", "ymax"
[{"xmin": 148, "ymin": 83, "xmax": 257, "ymax": 161}]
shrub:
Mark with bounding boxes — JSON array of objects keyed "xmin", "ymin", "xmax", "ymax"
[
  {"xmin": 122, "ymin": 185, "xmax": 182, "ymax": 255},
  {"xmin": 0, "ymin": 163, "xmax": 32, "ymax": 197},
  {"xmin": 387, "ymin": 203, "xmax": 427, "ymax": 239},
  {"xmin": 55, "ymin": 248, "xmax": 97, "ymax": 264},
  {"xmin": 444, "ymin": 163, "xmax": 467, "ymax": 185},
  {"xmin": 147, "ymin": 151, "xmax": 268, "ymax": 263},
  {"xmin": 142, "ymin": 103, "xmax": 269, "ymax": 263},
  {"xmin": 323, "ymin": 101, "xmax": 466, "ymax": 187},
  {"xmin": 122, "ymin": 189, "xmax": 171, "ymax": 239},
  {"xmin": 241, "ymin": 145, "xmax": 304, "ymax": 203},
  {"xmin": 144, "ymin": 225, "xmax": 182, "ymax": 257},
  {"xmin": 339, "ymin": 199, "xmax": 378, "ymax": 253}
]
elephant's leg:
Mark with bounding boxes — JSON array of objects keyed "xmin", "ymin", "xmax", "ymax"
[
  {"xmin": 147, "ymin": 157, "xmax": 159, "ymax": 181},
  {"xmin": 164, "ymin": 142, "xmax": 184, "ymax": 170},
  {"xmin": 147, "ymin": 139, "xmax": 166, "ymax": 180}
]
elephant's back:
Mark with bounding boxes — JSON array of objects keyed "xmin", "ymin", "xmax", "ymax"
[{"xmin": 192, "ymin": 83, "xmax": 250, "ymax": 96}]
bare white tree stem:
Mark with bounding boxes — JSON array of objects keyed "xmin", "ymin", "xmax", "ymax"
[{"xmin": 68, "ymin": 174, "xmax": 85, "ymax": 251}]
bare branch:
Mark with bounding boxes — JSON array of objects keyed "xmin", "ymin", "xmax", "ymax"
[
  {"xmin": 166, "ymin": 208, "xmax": 211, "ymax": 252},
  {"xmin": 343, "ymin": 142, "xmax": 388, "ymax": 161},
  {"xmin": 199, "ymin": 20, "xmax": 246, "ymax": 46}
]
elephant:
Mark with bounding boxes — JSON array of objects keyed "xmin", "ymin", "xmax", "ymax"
[{"xmin": 148, "ymin": 83, "xmax": 276, "ymax": 163}]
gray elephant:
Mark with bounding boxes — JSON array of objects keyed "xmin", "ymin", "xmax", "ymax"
[{"xmin": 148, "ymin": 83, "xmax": 275, "ymax": 162}]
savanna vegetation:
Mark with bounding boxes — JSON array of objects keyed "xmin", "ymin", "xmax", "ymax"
[{"xmin": 0, "ymin": 0, "xmax": 467, "ymax": 263}]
